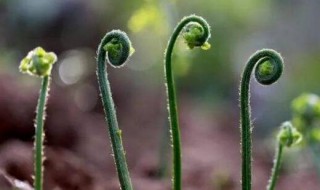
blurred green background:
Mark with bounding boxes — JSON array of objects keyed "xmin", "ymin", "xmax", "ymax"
[{"xmin": 0, "ymin": 0, "xmax": 319, "ymax": 189}]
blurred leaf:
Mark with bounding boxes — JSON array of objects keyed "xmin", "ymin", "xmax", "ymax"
[{"xmin": 128, "ymin": 4, "xmax": 167, "ymax": 34}]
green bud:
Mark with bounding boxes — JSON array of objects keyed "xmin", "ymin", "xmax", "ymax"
[
  {"xmin": 310, "ymin": 127, "xmax": 320, "ymax": 142},
  {"xmin": 182, "ymin": 22, "xmax": 211, "ymax": 50},
  {"xmin": 277, "ymin": 121, "xmax": 303, "ymax": 147},
  {"xmin": 257, "ymin": 61, "xmax": 274, "ymax": 77},
  {"xmin": 104, "ymin": 38, "xmax": 122, "ymax": 61},
  {"xmin": 103, "ymin": 35, "xmax": 135, "ymax": 67},
  {"xmin": 19, "ymin": 47, "xmax": 57, "ymax": 77},
  {"xmin": 291, "ymin": 93, "xmax": 320, "ymax": 123}
]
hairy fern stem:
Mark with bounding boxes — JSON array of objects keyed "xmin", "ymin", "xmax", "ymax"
[
  {"xmin": 96, "ymin": 30, "xmax": 134, "ymax": 190},
  {"xmin": 164, "ymin": 15, "xmax": 211, "ymax": 190},
  {"xmin": 239, "ymin": 49, "xmax": 284, "ymax": 190},
  {"xmin": 34, "ymin": 75, "xmax": 50, "ymax": 190},
  {"xmin": 19, "ymin": 47, "xmax": 57, "ymax": 190}
]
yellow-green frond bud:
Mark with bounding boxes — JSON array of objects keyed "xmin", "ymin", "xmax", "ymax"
[
  {"xmin": 19, "ymin": 47, "xmax": 57, "ymax": 77},
  {"xmin": 277, "ymin": 121, "xmax": 303, "ymax": 147},
  {"xmin": 292, "ymin": 93, "xmax": 320, "ymax": 122},
  {"xmin": 182, "ymin": 21, "xmax": 211, "ymax": 50}
]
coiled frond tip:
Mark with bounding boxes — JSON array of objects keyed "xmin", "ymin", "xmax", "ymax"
[{"xmin": 101, "ymin": 30, "xmax": 134, "ymax": 68}]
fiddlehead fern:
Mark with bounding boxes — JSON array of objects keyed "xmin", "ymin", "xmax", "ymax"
[
  {"xmin": 239, "ymin": 49, "xmax": 284, "ymax": 190},
  {"xmin": 291, "ymin": 93, "xmax": 320, "ymax": 178},
  {"xmin": 19, "ymin": 47, "xmax": 57, "ymax": 190},
  {"xmin": 267, "ymin": 121, "xmax": 302, "ymax": 190},
  {"xmin": 164, "ymin": 15, "xmax": 211, "ymax": 190},
  {"xmin": 96, "ymin": 30, "xmax": 134, "ymax": 190}
]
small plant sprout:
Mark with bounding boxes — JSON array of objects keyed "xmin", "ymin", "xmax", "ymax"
[
  {"xmin": 96, "ymin": 30, "xmax": 134, "ymax": 190},
  {"xmin": 292, "ymin": 93, "xmax": 320, "ymax": 128},
  {"xmin": 164, "ymin": 15, "xmax": 211, "ymax": 190},
  {"xmin": 19, "ymin": 47, "xmax": 57, "ymax": 190},
  {"xmin": 267, "ymin": 121, "xmax": 302, "ymax": 190},
  {"xmin": 239, "ymin": 49, "xmax": 284, "ymax": 190},
  {"xmin": 291, "ymin": 93, "xmax": 320, "ymax": 177}
]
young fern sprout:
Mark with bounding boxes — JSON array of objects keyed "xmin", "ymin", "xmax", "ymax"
[
  {"xmin": 291, "ymin": 93, "xmax": 320, "ymax": 177},
  {"xmin": 291, "ymin": 93, "xmax": 320, "ymax": 129},
  {"xmin": 164, "ymin": 15, "xmax": 211, "ymax": 190},
  {"xmin": 266, "ymin": 121, "xmax": 302, "ymax": 190},
  {"xmin": 239, "ymin": 49, "xmax": 284, "ymax": 190},
  {"xmin": 96, "ymin": 30, "xmax": 135, "ymax": 190},
  {"xmin": 19, "ymin": 47, "xmax": 57, "ymax": 190}
]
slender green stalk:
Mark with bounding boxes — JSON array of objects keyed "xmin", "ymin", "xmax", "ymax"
[
  {"xmin": 266, "ymin": 121, "xmax": 302, "ymax": 190},
  {"xmin": 34, "ymin": 75, "xmax": 50, "ymax": 190},
  {"xmin": 96, "ymin": 30, "xmax": 134, "ymax": 190},
  {"xmin": 267, "ymin": 143, "xmax": 283, "ymax": 190},
  {"xmin": 239, "ymin": 49, "xmax": 284, "ymax": 190},
  {"xmin": 19, "ymin": 47, "xmax": 57, "ymax": 190},
  {"xmin": 164, "ymin": 15, "xmax": 211, "ymax": 190}
]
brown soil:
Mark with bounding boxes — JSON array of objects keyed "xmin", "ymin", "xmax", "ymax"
[{"xmin": 0, "ymin": 74, "xmax": 318, "ymax": 190}]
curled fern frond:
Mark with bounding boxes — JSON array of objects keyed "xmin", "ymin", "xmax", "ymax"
[
  {"xmin": 267, "ymin": 121, "xmax": 302, "ymax": 190},
  {"xmin": 164, "ymin": 14, "xmax": 211, "ymax": 190},
  {"xmin": 96, "ymin": 30, "xmax": 134, "ymax": 190},
  {"xmin": 278, "ymin": 121, "xmax": 303, "ymax": 147},
  {"xmin": 180, "ymin": 16, "xmax": 211, "ymax": 49},
  {"xmin": 99, "ymin": 30, "xmax": 134, "ymax": 68},
  {"xmin": 239, "ymin": 49, "xmax": 284, "ymax": 190}
]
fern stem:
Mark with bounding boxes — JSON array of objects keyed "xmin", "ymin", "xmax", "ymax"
[
  {"xmin": 19, "ymin": 47, "xmax": 57, "ymax": 190},
  {"xmin": 34, "ymin": 75, "xmax": 50, "ymax": 190},
  {"xmin": 164, "ymin": 15, "xmax": 211, "ymax": 190},
  {"xmin": 96, "ymin": 30, "xmax": 134, "ymax": 190},
  {"xmin": 267, "ymin": 143, "xmax": 283, "ymax": 190},
  {"xmin": 239, "ymin": 49, "xmax": 284, "ymax": 190}
]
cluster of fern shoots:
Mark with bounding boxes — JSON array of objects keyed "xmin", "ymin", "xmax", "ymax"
[{"xmin": 21, "ymin": 15, "xmax": 320, "ymax": 190}]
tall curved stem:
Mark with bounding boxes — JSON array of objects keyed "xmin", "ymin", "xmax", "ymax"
[
  {"xmin": 164, "ymin": 15, "xmax": 210, "ymax": 190},
  {"xmin": 96, "ymin": 30, "xmax": 133, "ymax": 190},
  {"xmin": 240, "ymin": 49, "xmax": 284, "ymax": 190}
]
